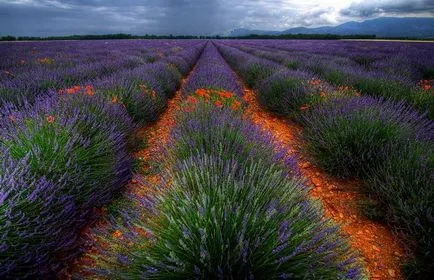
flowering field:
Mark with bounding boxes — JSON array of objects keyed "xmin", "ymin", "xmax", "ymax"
[{"xmin": 0, "ymin": 39, "xmax": 433, "ymax": 279}]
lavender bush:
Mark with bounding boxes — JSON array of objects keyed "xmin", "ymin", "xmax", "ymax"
[
  {"xmin": 216, "ymin": 43, "xmax": 283, "ymax": 88},
  {"xmin": 0, "ymin": 93, "xmax": 133, "ymax": 278},
  {"xmin": 168, "ymin": 102, "xmax": 298, "ymax": 177},
  {"xmin": 257, "ymin": 69, "xmax": 311, "ymax": 116},
  {"xmin": 122, "ymin": 155, "xmax": 363, "ymax": 279},
  {"xmin": 298, "ymin": 96, "xmax": 432, "ymax": 178},
  {"xmin": 183, "ymin": 43, "xmax": 242, "ymax": 96},
  {"xmin": 93, "ymin": 66, "xmax": 168, "ymax": 124},
  {"xmin": 144, "ymin": 62, "xmax": 182, "ymax": 98},
  {"xmin": 88, "ymin": 102, "xmax": 365, "ymax": 279},
  {"xmin": 299, "ymin": 95, "xmax": 434, "ymax": 278},
  {"xmin": 164, "ymin": 42, "xmax": 205, "ymax": 75},
  {"xmin": 366, "ymin": 141, "xmax": 434, "ymax": 278}
]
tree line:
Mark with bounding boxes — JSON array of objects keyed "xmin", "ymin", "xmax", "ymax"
[{"xmin": 1, "ymin": 33, "xmax": 432, "ymax": 41}]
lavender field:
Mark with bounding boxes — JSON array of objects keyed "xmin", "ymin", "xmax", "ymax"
[{"xmin": 0, "ymin": 39, "xmax": 433, "ymax": 279}]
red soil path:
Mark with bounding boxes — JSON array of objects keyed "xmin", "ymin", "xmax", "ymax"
[
  {"xmin": 242, "ymin": 87, "xmax": 405, "ymax": 280},
  {"xmin": 61, "ymin": 81, "xmax": 184, "ymax": 279}
]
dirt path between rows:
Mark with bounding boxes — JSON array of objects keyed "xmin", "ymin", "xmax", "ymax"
[
  {"xmin": 242, "ymin": 87, "xmax": 405, "ymax": 280},
  {"xmin": 61, "ymin": 77, "xmax": 187, "ymax": 279}
]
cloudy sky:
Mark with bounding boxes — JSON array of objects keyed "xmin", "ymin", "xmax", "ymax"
[{"xmin": 0, "ymin": 0, "xmax": 433, "ymax": 36}]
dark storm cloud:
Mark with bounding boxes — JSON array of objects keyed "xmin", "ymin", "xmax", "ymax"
[
  {"xmin": 0, "ymin": 0, "xmax": 298, "ymax": 36},
  {"xmin": 0, "ymin": 0, "xmax": 166, "ymax": 36},
  {"xmin": 0, "ymin": 0, "xmax": 432, "ymax": 36},
  {"xmin": 340, "ymin": 0, "xmax": 434, "ymax": 17}
]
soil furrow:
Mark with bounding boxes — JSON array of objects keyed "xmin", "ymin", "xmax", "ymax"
[
  {"xmin": 61, "ymin": 71, "xmax": 194, "ymax": 279},
  {"xmin": 242, "ymin": 86, "xmax": 405, "ymax": 280}
]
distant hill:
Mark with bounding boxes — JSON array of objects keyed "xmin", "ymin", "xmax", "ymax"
[
  {"xmin": 227, "ymin": 28, "xmax": 280, "ymax": 37},
  {"xmin": 227, "ymin": 17, "xmax": 434, "ymax": 38}
]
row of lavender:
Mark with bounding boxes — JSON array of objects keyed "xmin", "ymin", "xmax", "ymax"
[
  {"xmin": 0, "ymin": 40, "xmax": 205, "ymax": 278},
  {"xmin": 222, "ymin": 40, "xmax": 434, "ymax": 118},
  {"xmin": 215, "ymin": 43, "xmax": 317, "ymax": 116},
  {"xmin": 0, "ymin": 40, "xmax": 198, "ymax": 79},
  {"xmin": 81, "ymin": 43, "xmax": 365, "ymax": 279},
  {"xmin": 92, "ymin": 41, "xmax": 204, "ymax": 123},
  {"xmin": 183, "ymin": 42, "xmax": 243, "ymax": 96},
  {"xmin": 0, "ymin": 40, "xmax": 200, "ymax": 104},
  {"xmin": 215, "ymin": 41, "xmax": 434, "ymax": 278},
  {"xmin": 228, "ymin": 39, "xmax": 434, "ymax": 82}
]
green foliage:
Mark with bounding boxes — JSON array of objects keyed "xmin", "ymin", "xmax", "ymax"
[
  {"xmin": 353, "ymin": 57, "xmax": 375, "ymax": 69},
  {"xmin": 353, "ymin": 78, "xmax": 407, "ymax": 99},
  {"xmin": 145, "ymin": 55, "xmax": 158, "ymax": 63},
  {"xmin": 97, "ymin": 82, "xmax": 167, "ymax": 124},
  {"xmin": 257, "ymin": 76, "xmax": 308, "ymax": 116},
  {"xmin": 299, "ymin": 95, "xmax": 434, "ymax": 278},
  {"xmin": 366, "ymin": 142, "xmax": 434, "ymax": 278},
  {"xmin": 169, "ymin": 102, "xmax": 283, "ymax": 170},
  {"xmin": 242, "ymin": 63, "xmax": 276, "ymax": 87},
  {"xmin": 286, "ymin": 60, "xmax": 299, "ymax": 70},
  {"xmin": 404, "ymin": 89, "xmax": 434, "ymax": 119},
  {"xmin": 351, "ymin": 78, "xmax": 434, "ymax": 119},
  {"xmin": 0, "ymin": 94, "xmax": 133, "ymax": 277},
  {"xmin": 309, "ymin": 64, "xmax": 326, "ymax": 76},
  {"xmin": 121, "ymin": 156, "xmax": 362, "ymax": 279},
  {"xmin": 422, "ymin": 67, "xmax": 434, "ymax": 79},
  {"xmin": 1, "ymin": 99, "xmax": 125, "ymax": 204},
  {"xmin": 356, "ymin": 199, "xmax": 385, "ymax": 222},
  {"xmin": 301, "ymin": 103, "xmax": 411, "ymax": 177},
  {"xmin": 324, "ymin": 70, "xmax": 351, "ymax": 86},
  {"xmin": 4, "ymin": 120, "xmax": 84, "ymax": 179}
]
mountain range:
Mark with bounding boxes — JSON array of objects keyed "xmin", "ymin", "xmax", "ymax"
[{"xmin": 226, "ymin": 17, "xmax": 434, "ymax": 38}]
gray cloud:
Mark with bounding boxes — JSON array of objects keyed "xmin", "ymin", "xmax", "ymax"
[
  {"xmin": 0, "ymin": 0, "xmax": 432, "ymax": 36},
  {"xmin": 340, "ymin": 0, "xmax": 434, "ymax": 17}
]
